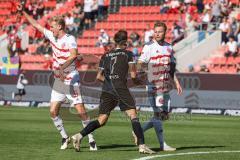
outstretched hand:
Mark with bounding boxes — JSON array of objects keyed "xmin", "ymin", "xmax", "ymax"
[{"xmin": 17, "ymin": 4, "xmax": 23, "ymax": 12}]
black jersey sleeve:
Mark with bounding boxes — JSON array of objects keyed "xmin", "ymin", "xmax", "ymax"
[
  {"xmin": 99, "ymin": 54, "xmax": 106, "ymax": 70},
  {"xmin": 127, "ymin": 51, "xmax": 134, "ymax": 63}
]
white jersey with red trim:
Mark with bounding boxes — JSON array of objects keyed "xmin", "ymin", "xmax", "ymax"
[
  {"xmin": 139, "ymin": 40, "xmax": 175, "ymax": 93},
  {"xmin": 43, "ymin": 29, "xmax": 78, "ymax": 84}
]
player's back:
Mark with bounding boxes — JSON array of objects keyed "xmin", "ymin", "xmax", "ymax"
[{"xmin": 102, "ymin": 48, "xmax": 133, "ymax": 91}]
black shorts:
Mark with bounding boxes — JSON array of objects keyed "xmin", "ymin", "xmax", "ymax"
[
  {"xmin": 18, "ymin": 89, "xmax": 26, "ymax": 96},
  {"xmin": 99, "ymin": 88, "xmax": 136, "ymax": 115},
  {"xmin": 84, "ymin": 12, "xmax": 92, "ymax": 20}
]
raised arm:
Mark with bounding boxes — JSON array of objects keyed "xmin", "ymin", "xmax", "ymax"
[{"xmin": 18, "ymin": 5, "xmax": 44, "ymax": 33}]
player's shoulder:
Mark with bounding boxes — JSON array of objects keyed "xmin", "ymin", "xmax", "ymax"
[
  {"xmin": 163, "ymin": 41, "xmax": 172, "ymax": 46},
  {"xmin": 144, "ymin": 40, "xmax": 155, "ymax": 46},
  {"xmin": 100, "ymin": 53, "xmax": 107, "ymax": 59},
  {"xmin": 66, "ymin": 34, "xmax": 75, "ymax": 39}
]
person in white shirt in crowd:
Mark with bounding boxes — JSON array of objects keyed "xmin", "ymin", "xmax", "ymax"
[
  {"xmin": 65, "ymin": 13, "xmax": 75, "ymax": 34},
  {"xmin": 12, "ymin": 71, "xmax": 28, "ymax": 101},
  {"xmin": 219, "ymin": 17, "xmax": 230, "ymax": 44},
  {"xmin": 225, "ymin": 36, "xmax": 238, "ymax": 57},
  {"xmin": 96, "ymin": 29, "xmax": 109, "ymax": 47},
  {"xmin": 186, "ymin": 16, "xmax": 198, "ymax": 36},
  {"xmin": 228, "ymin": 17, "xmax": 239, "ymax": 40},
  {"xmin": 84, "ymin": 0, "xmax": 93, "ymax": 29},
  {"xmin": 144, "ymin": 24, "xmax": 154, "ymax": 44},
  {"xmin": 202, "ymin": 9, "xmax": 212, "ymax": 30},
  {"xmin": 211, "ymin": 0, "xmax": 222, "ymax": 23}
]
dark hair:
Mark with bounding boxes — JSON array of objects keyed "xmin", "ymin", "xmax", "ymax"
[
  {"xmin": 154, "ymin": 21, "xmax": 167, "ymax": 32},
  {"xmin": 114, "ymin": 30, "xmax": 128, "ymax": 45}
]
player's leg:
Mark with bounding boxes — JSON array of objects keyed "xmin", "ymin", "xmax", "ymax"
[
  {"xmin": 125, "ymin": 109, "xmax": 155, "ymax": 154},
  {"xmin": 118, "ymin": 88, "xmax": 155, "ymax": 154},
  {"xmin": 74, "ymin": 103, "xmax": 97, "ymax": 151},
  {"xmin": 142, "ymin": 86, "xmax": 156, "ymax": 132},
  {"xmin": 13, "ymin": 89, "xmax": 22, "ymax": 100},
  {"xmin": 158, "ymin": 94, "xmax": 176, "ymax": 151},
  {"xmin": 50, "ymin": 88, "xmax": 70, "ymax": 150},
  {"xmin": 68, "ymin": 81, "xmax": 98, "ymax": 150},
  {"xmin": 71, "ymin": 91, "xmax": 117, "ymax": 152},
  {"xmin": 72, "ymin": 114, "xmax": 109, "ymax": 152}
]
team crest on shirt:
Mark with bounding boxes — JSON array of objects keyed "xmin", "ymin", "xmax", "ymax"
[
  {"xmin": 71, "ymin": 43, "xmax": 77, "ymax": 48},
  {"xmin": 167, "ymin": 47, "xmax": 172, "ymax": 54},
  {"xmin": 61, "ymin": 43, "xmax": 66, "ymax": 48}
]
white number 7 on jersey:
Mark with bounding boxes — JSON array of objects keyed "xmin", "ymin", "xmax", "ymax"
[{"xmin": 110, "ymin": 57, "xmax": 117, "ymax": 74}]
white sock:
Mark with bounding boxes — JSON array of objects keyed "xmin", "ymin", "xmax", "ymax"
[
  {"xmin": 52, "ymin": 116, "xmax": 68, "ymax": 139},
  {"xmin": 82, "ymin": 120, "xmax": 95, "ymax": 143}
]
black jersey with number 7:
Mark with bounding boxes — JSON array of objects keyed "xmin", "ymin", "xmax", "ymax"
[{"xmin": 99, "ymin": 49, "xmax": 134, "ymax": 91}]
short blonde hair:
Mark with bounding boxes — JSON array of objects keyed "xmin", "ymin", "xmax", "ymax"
[{"xmin": 50, "ymin": 16, "xmax": 65, "ymax": 30}]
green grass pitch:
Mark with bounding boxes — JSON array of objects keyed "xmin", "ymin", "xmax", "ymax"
[{"xmin": 0, "ymin": 106, "xmax": 240, "ymax": 160}]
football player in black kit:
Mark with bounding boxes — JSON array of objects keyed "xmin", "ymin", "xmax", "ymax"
[{"xmin": 71, "ymin": 30, "xmax": 155, "ymax": 154}]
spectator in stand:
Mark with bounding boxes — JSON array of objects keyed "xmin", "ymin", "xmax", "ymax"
[
  {"xmin": 72, "ymin": 3, "xmax": 85, "ymax": 34},
  {"xmin": 103, "ymin": 40, "xmax": 115, "ymax": 54},
  {"xmin": 220, "ymin": 2, "xmax": 231, "ymax": 18},
  {"xmin": 186, "ymin": 16, "xmax": 198, "ymax": 36},
  {"xmin": 184, "ymin": 0, "xmax": 192, "ymax": 6},
  {"xmin": 224, "ymin": 36, "xmax": 238, "ymax": 58},
  {"xmin": 228, "ymin": 17, "xmax": 239, "ymax": 40},
  {"xmin": 188, "ymin": 64, "xmax": 195, "ymax": 72},
  {"xmin": 65, "ymin": 13, "xmax": 75, "ymax": 35},
  {"xmin": 98, "ymin": 0, "xmax": 105, "ymax": 20},
  {"xmin": 96, "ymin": 29, "xmax": 109, "ymax": 47},
  {"xmin": 72, "ymin": 13, "xmax": 83, "ymax": 36},
  {"xmin": 168, "ymin": 0, "xmax": 180, "ymax": 14},
  {"xmin": 36, "ymin": 39, "xmax": 52, "ymax": 55},
  {"xmin": 172, "ymin": 22, "xmax": 184, "ymax": 45},
  {"xmin": 84, "ymin": 0, "xmax": 93, "ymax": 29},
  {"xmin": 91, "ymin": 0, "xmax": 98, "ymax": 22},
  {"xmin": 143, "ymin": 24, "xmax": 154, "ymax": 44},
  {"xmin": 236, "ymin": 63, "xmax": 240, "ymax": 74},
  {"xmin": 219, "ymin": 17, "xmax": 230, "ymax": 44},
  {"xmin": 36, "ymin": 1, "xmax": 45, "ymax": 19},
  {"xmin": 202, "ymin": 8, "xmax": 212, "ymax": 30},
  {"xmin": 211, "ymin": 0, "xmax": 222, "ymax": 23},
  {"xmin": 129, "ymin": 32, "xmax": 141, "ymax": 47},
  {"xmin": 237, "ymin": 23, "xmax": 240, "ymax": 47},
  {"xmin": 73, "ymin": 3, "xmax": 81, "ymax": 14},
  {"xmin": 196, "ymin": 0, "xmax": 204, "ymax": 13},
  {"xmin": 199, "ymin": 65, "xmax": 210, "ymax": 73},
  {"xmin": 187, "ymin": 2, "xmax": 197, "ymax": 15},
  {"xmin": 26, "ymin": 1, "xmax": 34, "ymax": 15},
  {"xmin": 32, "ymin": 4, "xmax": 38, "ymax": 20},
  {"xmin": 160, "ymin": 3, "xmax": 170, "ymax": 14}
]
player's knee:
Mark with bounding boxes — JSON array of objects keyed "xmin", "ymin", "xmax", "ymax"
[
  {"xmin": 131, "ymin": 117, "xmax": 139, "ymax": 122},
  {"xmin": 50, "ymin": 109, "xmax": 58, "ymax": 118},
  {"xmin": 98, "ymin": 119, "xmax": 107, "ymax": 126},
  {"xmin": 98, "ymin": 116, "xmax": 108, "ymax": 126}
]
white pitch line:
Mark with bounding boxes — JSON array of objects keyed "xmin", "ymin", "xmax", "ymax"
[{"xmin": 132, "ymin": 150, "xmax": 240, "ymax": 160}]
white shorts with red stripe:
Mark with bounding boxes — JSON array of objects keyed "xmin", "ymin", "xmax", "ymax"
[{"xmin": 50, "ymin": 75, "xmax": 83, "ymax": 105}]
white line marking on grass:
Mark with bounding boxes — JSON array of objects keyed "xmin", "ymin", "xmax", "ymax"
[{"xmin": 132, "ymin": 150, "xmax": 240, "ymax": 160}]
